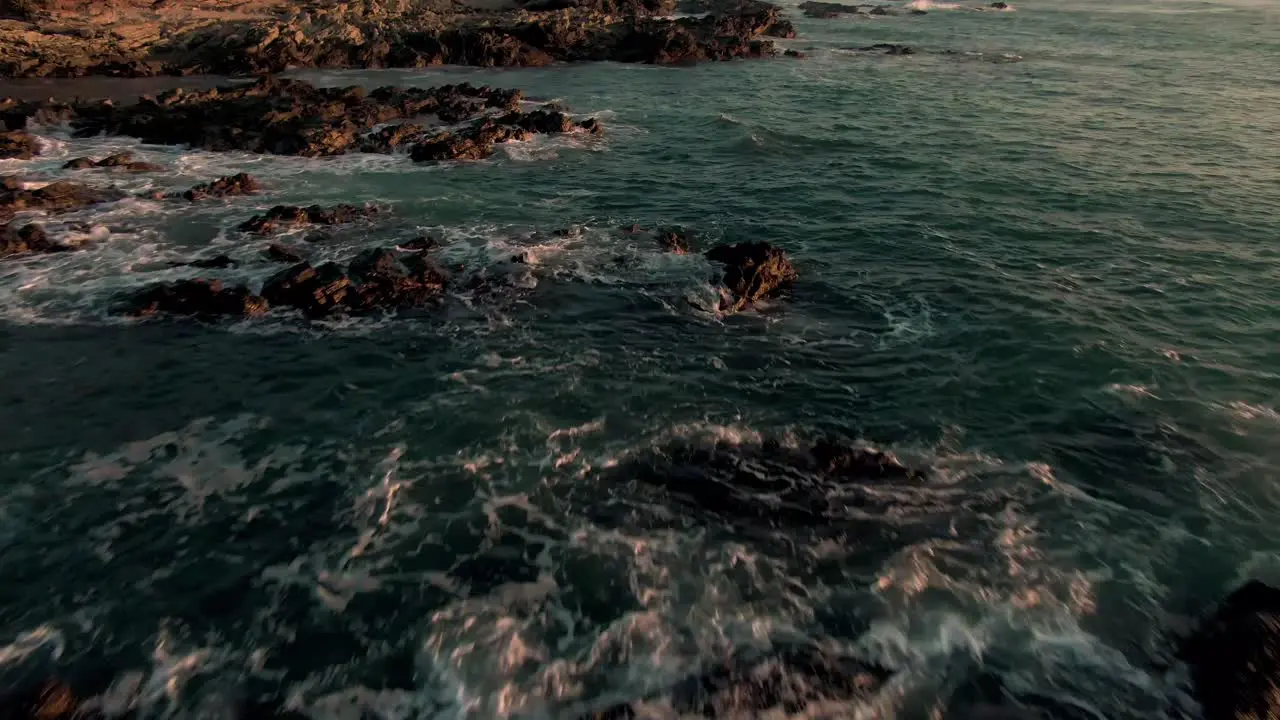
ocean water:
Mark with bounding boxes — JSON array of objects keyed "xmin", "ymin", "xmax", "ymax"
[{"xmin": 2, "ymin": 0, "xmax": 1280, "ymax": 717}]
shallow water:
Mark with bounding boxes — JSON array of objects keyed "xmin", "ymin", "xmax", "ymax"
[{"xmin": 2, "ymin": 0, "xmax": 1280, "ymax": 717}]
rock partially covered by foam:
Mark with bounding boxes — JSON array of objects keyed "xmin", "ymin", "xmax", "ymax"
[
  {"xmin": 0, "ymin": 129, "xmax": 39, "ymax": 160},
  {"xmin": 704, "ymin": 241, "xmax": 797, "ymax": 311},
  {"xmin": 601, "ymin": 436, "xmax": 923, "ymax": 525},
  {"xmin": 579, "ymin": 642, "xmax": 891, "ymax": 719},
  {"xmin": 1180, "ymin": 581, "xmax": 1280, "ymax": 720}
]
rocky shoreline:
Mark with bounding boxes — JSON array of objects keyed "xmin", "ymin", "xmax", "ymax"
[{"xmin": 0, "ymin": 0, "xmax": 795, "ymax": 78}]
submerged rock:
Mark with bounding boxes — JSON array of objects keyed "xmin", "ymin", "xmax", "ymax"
[
  {"xmin": 784, "ymin": 48, "xmax": 806, "ymax": 58},
  {"xmin": 599, "ymin": 436, "xmax": 923, "ymax": 525},
  {"xmin": 408, "ymin": 110, "xmax": 597, "ymax": 162},
  {"xmin": 704, "ymin": 241, "xmax": 797, "ymax": 310},
  {"xmin": 656, "ymin": 227, "xmax": 694, "ymax": 254},
  {"xmin": 238, "ymin": 204, "xmax": 378, "ymax": 235},
  {"xmin": 181, "ymin": 173, "xmax": 261, "ymax": 201},
  {"xmin": 127, "ymin": 278, "xmax": 268, "ymax": 319},
  {"xmin": 580, "ymin": 643, "xmax": 891, "ymax": 719},
  {"xmin": 852, "ymin": 43, "xmax": 914, "ymax": 55},
  {"xmin": 0, "ymin": 129, "xmax": 39, "ymax": 160},
  {"xmin": 1180, "ymin": 581, "xmax": 1280, "ymax": 720},
  {"xmin": 171, "ymin": 254, "xmax": 237, "ymax": 269},
  {"xmin": 797, "ymin": 1, "xmax": 862, "ymax": 18}
]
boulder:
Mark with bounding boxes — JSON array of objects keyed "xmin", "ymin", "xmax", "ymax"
[
  {"xmin": 127, "ymin": 278, "xmax": 268, "ymax": 319},
  {"xmin": 238, "ymin": 203, "xmax": 377, "ymax": 234},
  {"xmin": 853, "ymin": 43, "xmax": 914, "ymax": 55},
  {"xmin": 797, "ymin": 1, "xmax": 862, "ymax": 18},
  {"xmin": 0, "ymin": 129, "xmax": 38, "ymax": 160},
  {"xmin": 346, "ymin": 247, "xmax": 449, "ymax": 311},
  {"xmin": 181, "ymin": 173, "xmax": 261, "ymax": 201},
  {"xmin": 1180, "ymin": 581, "xmax": 1280, "ymax": 720},
  {"xmin": 704, "ymin": 241, "xmax": 797, "ymax": 310},
  {"xmin": 991, "ymin": 2, "xmax": 1010, "ymax": 8},
  {"xmin": 0, "ymin": 221, "xmax": 63, "ymax": 258},
  {"xmin": 784, "ymin": 48, "xmax": 806, "ymax": 58},
  {"xmin": 264, "ymin": 243, "xmax": 306, "ymax": 263},
  {"xmin": 656, "ymin": 227, "xmax": 693, "ymax": 254}
]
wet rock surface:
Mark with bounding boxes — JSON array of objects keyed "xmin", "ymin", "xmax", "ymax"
[
  {"xmin": 851, "ymin": 43, "xmax": 915, "ymax": 55},
  {"xmin": 580, "ymin": 643, "xmax": 891, "ymax": 719},
  {"xmin": 0, "ymin": 176, "xmax": 125, "ymax": 222},
  {"xmin": 180, "ymin": 173, "xmax": 261, "ymax": 201},
  {"xmin": 408, "ymin": 110, "xmax": 599, "ymax": 161},
  {"xmin": 1180, "ymin": 581, "xmax": 1280, "ymax": 720},
  {"xmin": 0, "ymin": 220, "xmax": 61, "ymax": 258},
  {"xmin": 63, "ymin": 152, "xmax": 163, "ymax": 172},
  {"xmin": 597, "ymin": 436, "xmax": 923, "ymax": 526},
  {"xmin": 238, "ymin": 203, "xmax": 378, "ymax": 234},
  {"xmin": 126, "ymin": 278, "xmax": 269, "ymax": 319},
  {"xmin": 705, "ymin": 240, "xmax": 797, "ymax": 311},
  {"xmin": 0, "ymin": 129, "xmax": 39, "ymax": 159}
]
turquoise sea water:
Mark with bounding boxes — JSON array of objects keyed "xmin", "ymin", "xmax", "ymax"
[{"xmin": 1, "ymin": 0, "xmax": 1280, "ymax": 716}]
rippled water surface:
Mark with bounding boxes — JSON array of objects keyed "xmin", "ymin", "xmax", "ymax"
[{"xmin": 2, "ymin": 0, "xmax": 1280, "ymax": 717}]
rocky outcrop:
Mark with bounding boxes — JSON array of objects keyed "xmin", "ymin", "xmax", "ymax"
[
  {"xmin": 657, "ymin": 227, "xmax": 693, "ymax": 254},
  {"xmin": 54, "ymin": 78, "xmax": 529, "ymax": 157},
  {"xmin": 1180, "ymin": 581, "xmax": 1280, "ymax": 720},
  {"xmin": 0, "ymin": 220, "xmax": 62, "ymax": 257},
  {"xmin": 63, "ymin": 152, "xmax": 163, "ymax": 172},
  {"xmin": 264, "ymin": 242, "xmax": 305, "ymax": 263},
  {"xmin": 579, "ymin": 643, "xmax": 890, "ymax": 719},
  {"xmin": 127, "ymin": 278, "xmax": 269, "ymax": 319},
  {"xmin": 130, "ymin": 246, "xmax": 451, "ymax": 320},
  {"xmin": 181, "ymin": 173, "xmax": 261, "ymax": 201},
  {"xmin": 0, "ymin": 129, "xmax": 38, "ymax": 159},
  {"xmin": 238, "ymin": 203, "xmax": 378, "ymax": 235},
  {"xmin": 0, "ymin": 0, "xmax": 794, "ymax": 79},
  {"xmin": 705, "ymin": 241, "xmax": 797, "ymax": 311},
  {"xmin": 1, "ymin": 176, "xmax": 125, "ymax": 222},
  {"xmin": 797, "ymin": 1, "xmax": 861, "ymax": 18}
]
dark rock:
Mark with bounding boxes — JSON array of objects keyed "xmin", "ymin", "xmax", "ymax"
[
  {"xmin": 0, "ymin": 179, "xmax": 125, "ymax": 222},
  {"xmin": 597, "ymin": 435, "xmax": 922, "ymax": 526},
  {"xmin": 172, "ymin": 254, "xmax": 237, "ymax": 269},
  {"xmin": 868, "ymin": 4, "xmax": 896, "ymax": 15},
  {"xmin": 579, "ymin": 643, "xmax": 890, "ymax": 719},
  {"xmin": 398, "ymin": 235, "xmax": 439, "ymax": 252},
  {"xmin": 127, "ymin": 278, "xmax": 268, "ymax": 319},
  {"xmin": 910, "ymin": 8, "xmax": 927, "ymax": 13},
  {"xmin": 1180, "ymin": 581, "xmax": 1280, "ymax": 720},
  {"xmin": 619, "ymin": 223, "xmax": 645, "ymax": 235},
  {"xmin": 259, "ymin": 261, "xmax": 352, "ymax": 316},
  {"xmin": 238, "ymin": 203, "xmax": 377, "ymax": 235},
  {"xmin": 656, "ymin": 227, "xmax": 693, "ymax": 254},
  {"xmin": 63, "ymin": 78, "xmax": 538, "ymax": 158},
  {"xmin": 853, "ymin": 43, "xmax": 914, "ymax": 55},
  {"xmin": 991, "ymin": 2, "xmax": 1010, "ymax": 8},
  {"xmin": 0, "ymin": 129, "xmax": 38, "ymax": 160},
  {"xmin": 797, "ymin": 1, "xmax": 861, "ymax": 18},
  {"xmin": 62, "ymin": 152, "xmax": 163, "ymax": 172},
  {"xmin": 346, "ymin": 247, "xmax": 449, "ymax": 311},
  {"xmin": 264, "ymin": 243, "xmax": 306, "ymax": 263},
  {"xmin": 0, "ymin": 221, "xmax": 64, "ymax": 258},
  {"xmin": 704, "ymin": 241, "xmax": 797, "ymax": 310},
  {"xmin": 182, "ymin": 173, "xmax": 261, "ymax": 201},
  {"xmin": 783, "ymin": 48, "xmax": 806, "ymax": 58}
]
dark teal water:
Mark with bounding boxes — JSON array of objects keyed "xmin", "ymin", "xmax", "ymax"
[{"xmin": 2, "ymin": 0, "xmax": 1279, "ymax": 717}]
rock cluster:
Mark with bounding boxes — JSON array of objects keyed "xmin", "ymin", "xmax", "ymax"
[
  {"xmin": 127, "ymin": 246, "xmax": 450, "ymax": 319},
  {"xmin": 0, "ymin": 0, "xmax": 796, "ymax": 78},
  {"xmin": 237, "ymin": 203, "xmax": 379, "ymax": 235}
]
